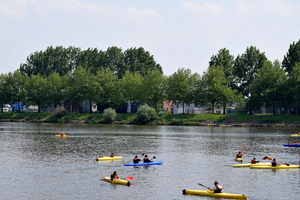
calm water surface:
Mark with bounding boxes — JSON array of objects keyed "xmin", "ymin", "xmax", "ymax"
[{"xmin": 0, "ymin": 122, "xmax": 299, "ymax": 200}]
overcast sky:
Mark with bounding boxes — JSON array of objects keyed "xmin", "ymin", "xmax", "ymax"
[{"xmin": 1, "ymin": 0, "xmax": 300, "ymax": 76}]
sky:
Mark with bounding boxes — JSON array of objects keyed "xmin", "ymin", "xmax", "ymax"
[{"xmin": 1, "ymin": 0, "xmax": 300, "ymax": 76}]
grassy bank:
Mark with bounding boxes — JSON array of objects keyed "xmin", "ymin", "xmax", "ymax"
[{"xmin": 1, "ymin": 112, "xmax": 300, "ymax": 127}]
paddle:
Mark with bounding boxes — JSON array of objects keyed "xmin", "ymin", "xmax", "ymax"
[
  {"xmin": 241, "ymin": 146, "xmax": 246, "ymax": 151},
  {"xmin": 263, "ymin": 156, "xmax": 290, "ymax": 166},
  {"xmin": 100, "ymin": 176, "xmax": 134, "ymax": 181},
  {"xmin": 198, "ymin": 183, "xmax": 212, "ymax": 191}
]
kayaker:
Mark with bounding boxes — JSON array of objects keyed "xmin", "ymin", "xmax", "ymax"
[
  {"xmin": 60, "ymin": 132, "xmax": 65, "ymax": 136},
  {"xmin": 236, "ymin": 151, "xmax": 243, "ymax": 158},
  {"xmin": 251, "ymin": 158, "xmax": 259, "ymax": 164},
  {"xmin": 143, "ymin": 155, "xmax": 153, "ymax": 163},
  {"xmin": 209, "ymin": 181, "xmax": 222, "ymax": 193},
  {"xmin": 110, "ymin": 153, "xmax": 115, "ymax": 157},
  {"xmin": 111, "ymin": 171, "xmax": 119, "ymax": 181},
  {"xmin": 133, "ymin": 156, "xmax": 141, "ymax": 163},
  {"xmin": 271, "ymin": 158, "xmax": 278, "ymax": 166}
]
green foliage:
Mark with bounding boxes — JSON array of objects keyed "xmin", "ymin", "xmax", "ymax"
[
  {"xmin": 282, "ymin": 39, "xmax": 300, "ymax": 76},
  {"xmin": 169, "ymin": 118, "xmax": 185, "ymax": 125},
  {"xmin": 51, "ymin": 107, "xmax": 67, "ymax": 118},
  {"xmin": 136, "ymin": 104, "xmax": 157, "ymax": 124},
  {"xmin": 102, "ymin": 108, "xmax": 117, "ymax": 123},
  {"xmin": 166, "ymin": 68, "xmax": 200, "ymax": 113}
]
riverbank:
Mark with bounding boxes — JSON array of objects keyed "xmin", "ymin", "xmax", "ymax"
[{"xmin": 1, "ymin": 112, "xmax": 300, "ymax": 127}]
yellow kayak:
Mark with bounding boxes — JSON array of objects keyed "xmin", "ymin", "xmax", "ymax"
[
  {"xmin": 101, "ymin": 176, "xmax": 131, "ymax": 186},
  {"xmin": 96, "ymin": 156, "xmax": 123, "ymax": 161},
  {"xmin": 235, "ymin": 158, "xmax": 243, "ymax": 162},
  {"xmin": 183, "ymin": 189, "xmax": 247, "ymax": 199},
  {"xmin": 233, "ymin": 162, "xmax": 271, "ymax": 167},
  {"xmin": 290, "ymin": 134, "xmax": 300, "ymax": 137},
  {"xmin": 55, "ymin": 134, "xmax": 69, "ymax": 137},
  {"xmin": 250, "ymin": 164, "xmax": 299, "ymax": 169}
]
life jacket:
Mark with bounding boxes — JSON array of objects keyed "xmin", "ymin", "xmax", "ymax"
[
  {"xmin": 214, "ymin": 185, "xmax": 222, "ymax": 193},
  {"xmin": 271, "ymin": 161, "xmax": 277, "ymax": 166},
  {"xmin": 251, "ymin": 160, "xmax": 256, "ymax": 164},
  {"xmin": 236, "ymin": 153, "xmax": 242, "ymax": 158},
  {"xmin": 143, "ymin": 158, "xmax": 151, "ymax": 163},
  {"xmin": 111, "ymin": 174, "xmax": 118, "ymax": 180},
  {"xmin": 133, "ymin": 158, "xmax": 140, "ymax": 163}
]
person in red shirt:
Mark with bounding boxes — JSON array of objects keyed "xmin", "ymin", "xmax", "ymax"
[
  {"xmin": 236, "ymin": 151, "xmax": 243, "ymax": 158},
  {"xmin": 111, "ymin": 171, "xmax": 119, "ymax": 181}
]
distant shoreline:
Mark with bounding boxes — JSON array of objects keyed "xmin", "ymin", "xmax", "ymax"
[{"xmin": 1, "ymin": 112, "xmax": 300, "ymax": 128}]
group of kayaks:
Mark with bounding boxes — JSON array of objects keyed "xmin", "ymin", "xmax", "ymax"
[
  {"xmin": 283, "ymin": 133, "xmax": 300, "ymax": 147},
  {"xmin": 97, "ymin": 155, "xmax": 164, "ymax": 187}
]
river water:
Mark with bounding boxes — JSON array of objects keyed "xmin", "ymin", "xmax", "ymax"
[{"xmin": 0, "ymin": 122, "xmax": 299, "ymax": 200}]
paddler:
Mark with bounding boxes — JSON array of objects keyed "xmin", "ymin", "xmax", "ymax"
[
  {"xmin": 60, "ymin": 132, "xmax": 65, "ymax": 136},
  {"xmin": 133, "ymin": 155, "xmax": 141, "ymax": 163},
  {"xmin": 110, "ymin": 153, "xmax": 115, "ymax": 157},
  {"xmin": 251, "ymin": 157, "xmax": 259, "ymax": 164},
  {"xmin": 208, "ymin": 181, "xmax": 222, "ymax": 193},
  {"xmin": 143, "ymin": 155, "xmax": 153, "ymax": 163},
  {"xmin": 236, "ymin": 151, "xmax": 243, "ymax": 158},
  {"xmin": 271, "ymin": 158, "xmax": 278, "ymax": 166},
  {"xmin": 111, "ymin": 171, "xmax": 119, "ymax": 181}
]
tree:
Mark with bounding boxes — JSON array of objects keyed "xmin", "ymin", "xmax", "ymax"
[
  {"xmin": 286, "ymin": 62, "xmax": 300, "ymax": 111},
  {"xmin": 119, "ymin": 70, "xmax": 143, "ymax": 113},
  {"xmin": 282, "ymin": 39, "xmax": 300, "ymax": 76},
  {"xmin": 64, "ymin": 67, "xmax": 94, "ymax": 112},
  {"xmin": 92, "ymin": 69, "xmax": 120, "ymax": 108},
  {"xmin": 19, "ymin": 46, "xmax": 72, "ymax": 77},
  {"xmin": 233, "ymin": 46, "xmax": 268, "ymax": 114},
  {"xmin": 209, "ymin": 48, "xmax": 235, "ymax": 85},
  {"xmin": 4, "ymin": 71, "xmax": 26, "ymax": 112},
  {"xmin": 195, "ymin": 65, "xmax": 239, "ymax": 114},
  {"xmin": 23, "ymin": 74, "xmax": 48, "ymax": 113},
  {"xmin": 122, "ymin": 47, "xmax": 162, "ymax": 78},
  {"xmin": 77, "ymin": 48, "xmax": 105, "ymax": 74},
  {"xmin": 0, "ymin": 74, "xmax": 10, "ymax": 111},
  {"xmin": 140, "ymin": 70, "xmax": 166, "ymax": 113},
  {"xmin": 250, "ymin": 60, "xmax": 287, "ymax": 115},
  {"xmin": 103, "ymin": 46, "xmax": 124, "ymax": 78},
  {"xmin": 45, "ymin": 73, "xmax": 64, "ymax": 108},
  {"xmin": 209, "ymin": 48, "xmax": 239, "ymax": 113},
  {"xmin": 166, "ymin": 68, "xmax": 199, "ymax": 113}
]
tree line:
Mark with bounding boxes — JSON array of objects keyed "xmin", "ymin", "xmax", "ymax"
[{"xmin": 1, "ymin": 40, "xmax": 300, "ymax": 115}]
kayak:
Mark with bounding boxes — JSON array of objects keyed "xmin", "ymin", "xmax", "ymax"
[
  {"xmin": 55, "ymin": 134, "xmax": 69, "ymax": 137},
  {"xmin": 290, "ymin": 134, "xmax": 300, "ymax": 137},
  {"xmin": 283, "ymin": 143, "xmax": 300, "ymax": 147},
  {"xmin": 182, "ymin": 189, "xmax": 247, "ymax": 199},
  {"xmin": 250, "ymin": 164, "xmax": 299, "ymax": 169},
  {"xmin": 97, "ymin": 156, "xmax": 123, "ymax": 161},
  {"xmin": 233, "ymin": 162, "xmax": 271, "ymax": 167},
  {"xmin": 235, "ymin": 158, "xmax": 243, "ymax": 162},
  {"xmin": 124, "ymin": 161, "xmax": 163, "ymax": 166},
  {"xmin": 220, "ymin": 124, "xmax": 228, "ymax": 127},
  {"xmin": 101, "ymin": 176, "xmax": 131, "ymax": 186},
  {"xmin": 208, "ymin": 124, "xmax": 217, "ymax": 126}
]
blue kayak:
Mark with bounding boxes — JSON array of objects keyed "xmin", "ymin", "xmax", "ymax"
[
  {"xmin": 283, "ymin": 143, "xmax": 300, "ymax": 147},
  {"xmin": 124, "ymin": 161, "xmax": 164, "ymax": 166}
]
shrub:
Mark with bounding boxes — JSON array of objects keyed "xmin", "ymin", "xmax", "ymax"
[
  {"xmin": 103, "ymin": 108, "xmax": 116, "ymax": 123},
  {"xmin": 169, "ymin": 119, "xmax": 185, "ymax": 125},
  {"xmin": 51, "ymin": 107, "xmax": 67, "ymax": 118},
  {"xmin": 136, "ymin": 104, "xmax": 157, "ymax": 124}
]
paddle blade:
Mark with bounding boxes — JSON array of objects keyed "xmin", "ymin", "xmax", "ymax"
[
  {"xmin": 125, "ymin": 177, "xmax": 134, "ymax": 180},
  {"xmin": 284, "ymin": 163, "xmax": 290, "ymax": 166},
  {"xmin": 241, "ymin": 146, "xmax": 246, "ymax": 151},
  {"xmin": 262, "ymin": 156, "xmax": 268, "ymax": 160},
  {"xmin": 267, "ymin": 157, "xmax": 273, "ymax": 160}
]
